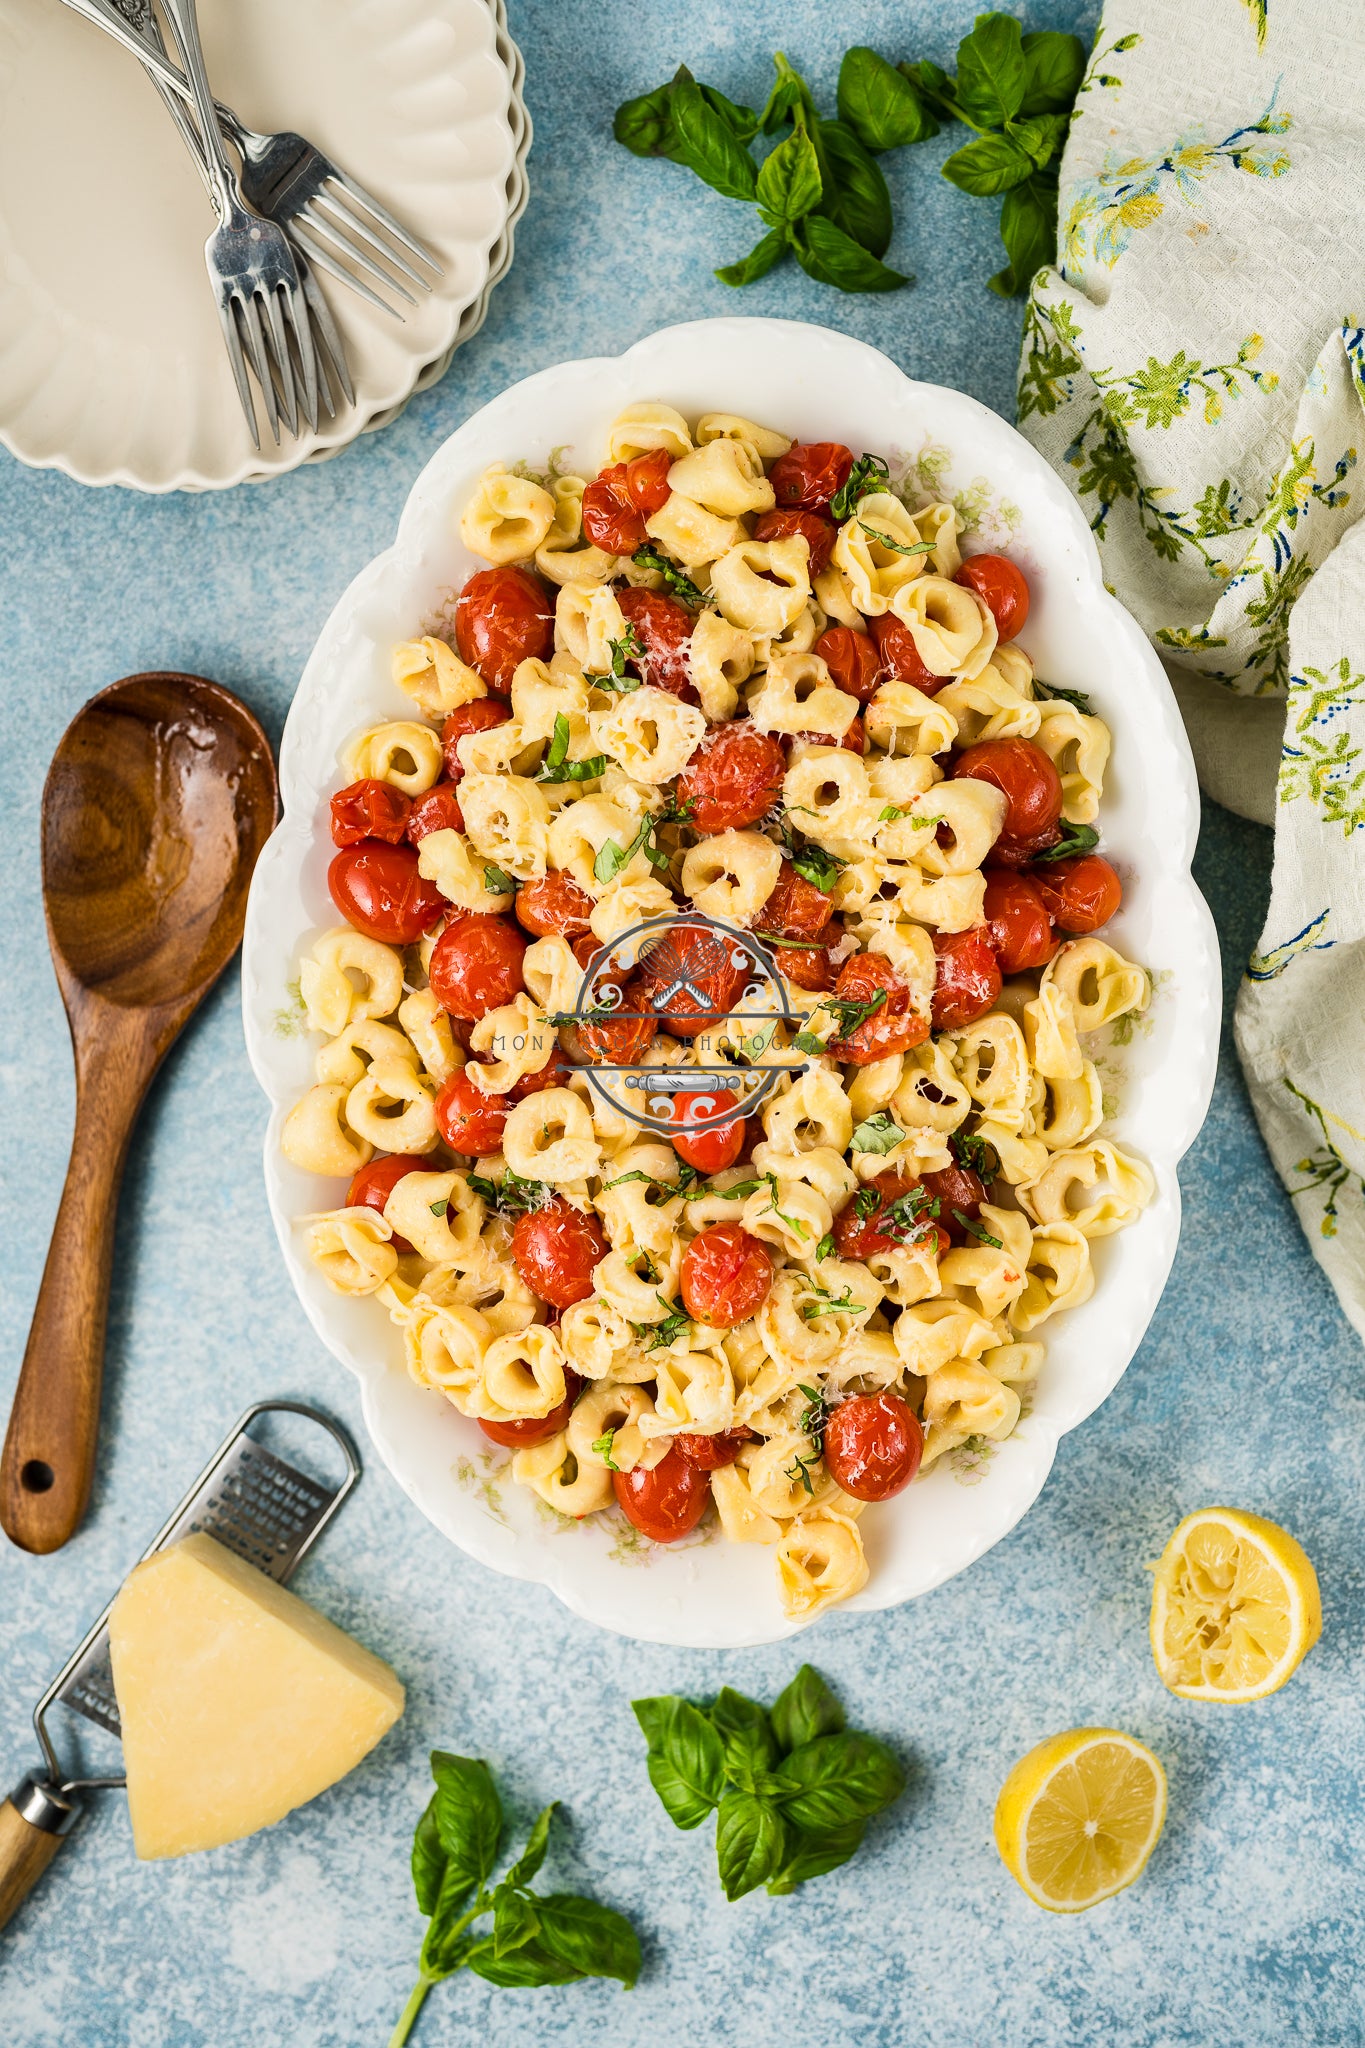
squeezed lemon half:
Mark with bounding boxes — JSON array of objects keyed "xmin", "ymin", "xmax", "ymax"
[
  {"xmin": 1149, "ymin": 1506, "xmax": 1321, "ymax": 1703},
  {"xmin": 994, "ymin": 1728, "xmax": 1167, "ymax": 1913}
]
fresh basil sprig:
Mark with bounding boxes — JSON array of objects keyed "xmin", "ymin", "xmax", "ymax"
[
  {"xmin": 634, "ymin": 1668, "xmax": 905, "ymax": 1899},
  {"xmin": 1029, "ymin": 822, "xmax": 1101, "ymax": 863},
  {"xmin": 391, "ymin": 1753, "xmax": 640, "ymax": 2046}
]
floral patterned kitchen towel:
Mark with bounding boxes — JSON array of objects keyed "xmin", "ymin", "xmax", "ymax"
[{"xmin": 1018, "ymin": 0, "xmax": 1365, "ymax": 1338}]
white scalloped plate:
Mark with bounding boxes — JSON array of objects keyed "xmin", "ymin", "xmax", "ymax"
[
  {"xmin": 0, "ymin": 0, "xmax": 528, "ymax": 490},
  {"xmin": 243, "ymin": 317, "xmax": 1221, "ymax": 1647}
]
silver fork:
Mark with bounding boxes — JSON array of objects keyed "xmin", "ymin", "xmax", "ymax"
[{"xmin": 60, "ymin": 0, "xmax": 441, "ymax": 318}]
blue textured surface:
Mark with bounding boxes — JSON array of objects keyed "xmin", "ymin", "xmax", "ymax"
[{"xmin": 3, "ymin": 3, "xmax": 1363, "ymax": 2043}]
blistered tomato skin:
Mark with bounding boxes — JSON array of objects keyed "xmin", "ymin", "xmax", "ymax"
[
  {"xmin": 613, "ymin": 1445, "xmax": 711, "ymax": 1542},
  {"xmin": 433, "ymin": 1071, "xmax": 511, "ymax": 1156},
  {"xmin": 931, "ymin": 926, "xmax": 1003, "ymax": 1030},
  {"xmin": 1031, "ymin": 853, "xmax": 1123, "ymax": 933},
  {"xmin": 616, "ymin": 586, "xmax": 697, "ymax": 700},
  {"xmin": 676, "ymin": 720, "xmax": 787, "ymax": 833},
  {"xmin": 515, "ymin": 869, "xmax": 596, "ymax": 940},
  {"xmin": 454, "ymin": 566, "xmax": 554, "ymax": 696},
  {"xmin": 681, "ymin": 1224, "xmax": 773, "ymax": 1327},
  {"xmin": 625, "ymin": 447, "xmax": 674, "ymax": 517},
  {"xmin": 920, "ymin": 1164, "xmax": 989, "ymax": 1242},
  {"xmin": 327, "ymin": 843, "xmax": 447, "ymax": 946},
  {"xmin": 479, "ymin": 1369, "xmax": 583, "ymax": 1450},
  {"xmin": 833, "ymin": 1173, "xmax": 944, "ymax": 1262},
  {"xmin": 823, "ymin": 1392, "xmax": 924, "ymax": 1501},
  {"xmin": 428, "ymin": 913, "xmax": 527, "ymax": 1019},
  {"xmin": 756, "ymin": 859, "xmax": 835, "ymax": 939},
  {"xmin": 509, "ymin": 1046, "xmax": 576, "ymax": 1099},
  {"xmin": 955, "ymin": 554, "xmax": 1031, "ymax": 640},
  {"xmin": 571, "ymin": 941, "xmax": 660, "ymax": 1064},
  {"xmin": 983, "ymin": 869, "xmax": 1058, "ymax": 973},
  {"xmin": 769, "ymin": 441, "xmax": 854, "ymax": 512},
  {"xmin": 868, "ymin": 613, "xmax": 944, "ymax": 694},
  {"xmin": 674, "ymin": 1428, "xmax": 751, "ymax": 1470},
  {"xmin": 346, "ymin": 1153, "xmax": 430, "ymax": 1255},
  {"xmin": 634, "ymin": 923, "xmax": 748, "ymax": 1038},
  {"xmin": 330, "ymin": 779, "xmax": 411, "ymax": 847},
  {"xmin": 779, "ymin": 931, "xmax": 837, "ymax": 992},
  {"xmin": 828, "ymin": 952, "xmax": 929, "ymax": 1064},
  {"xmin": 406, "ymin": 782, "xmax": 466, "ymax": 843},
  {"xmin": 511, "ymin": 1198, "xmax": 609, "ymax": 1309},
  {"xmin": 441, "ymin": 697, "xmax": 513, "ymax": 781},
  {"xmin": 581, "ymin": 464, "xmax": 645, "ymax": 554},
  {"xmin": 952, "ymin": 737, "xmax": 1063, "ymax": 863},
  {"xmin": 669, "ymin": 1089, "xmax": 746, "ymax": 1175},
  {"xmin": 814, "ymin": 626, "xmax": 882, "ymax": 703},
  {"xmin": 752, "ymin": 507, "xmax": 838, "ymax": 575}
]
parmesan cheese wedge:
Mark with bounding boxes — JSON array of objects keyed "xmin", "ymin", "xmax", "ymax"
[{"xmin": 108, "ymin": 1532, "xmax": 404, "ymax": 1860}]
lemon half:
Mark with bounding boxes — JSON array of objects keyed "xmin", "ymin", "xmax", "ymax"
[
  {"xmin": 994, "ymin": 1728, "xmax": 1167, "ymax": 1913},
  {"xmin": 1150, "ymin": 1506, "xmax": 1321, "ymax": 1703}
]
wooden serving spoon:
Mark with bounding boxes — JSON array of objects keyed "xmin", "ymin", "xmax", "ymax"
[{"xmin": 1, "ymin": 674, "xmax": 278, "ymax": 1555}]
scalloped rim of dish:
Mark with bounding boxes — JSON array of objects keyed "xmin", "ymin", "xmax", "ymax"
[
  {"xmin": 243, "ymin": 316, "xmax": 1221, "ymax": 1646},
  {"xmin": 0, "ymin": 0, "xmax": 530, "ymax": 494}
]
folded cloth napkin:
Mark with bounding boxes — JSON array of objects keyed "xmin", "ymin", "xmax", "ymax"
[{"xmin": 1017, "ymin": 0, "xmax": 1365, "ymax": 1341}]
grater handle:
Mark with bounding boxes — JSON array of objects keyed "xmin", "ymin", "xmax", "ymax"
[{"xmin": 0, "ymin": 1775, "xmax": 82, "ymax": 1934}]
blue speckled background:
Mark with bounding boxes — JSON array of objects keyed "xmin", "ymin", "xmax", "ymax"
[{"xmin": 3, "ymin": 3, "xmax": 1363, "ymax": 2043}]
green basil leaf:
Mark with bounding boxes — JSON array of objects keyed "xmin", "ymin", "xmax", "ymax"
[
  {"xmin": 770, "ymin": 1731, "xmax": 906, "ymax": 1831},
  {"xmin": 633, "ymin": 1695, "xmax": 726, "ymax": 1828},
  {"xmin": 850, "ymin": 1111, "xmax": 906, "ymax": 1155},
  {"xmin": 755, "ymin": 123, "xmax": 822, "ymax": 225},
  {"xmin": 708, "ymin": 1687, "xmax": 771, "ymax": 1741},
  {"xmin": 671, "ymin": 68, "xmax": 759, "ymax": 202},
  {"xmin": 712, "ymin": 1689, "xmax": 780, "ymax": 1792},
  {"xmin": 502, "ymin": 1801, "xmax": 557, "ymax": 1890},
  {"xmin": 716, "ymin": 227, "xmax": 788, "ymax": 288},
  {"xmin": 484, "ymin": 864, "xmax": 514, "ymax": 896},
  {"xmin": 492, "ymin": 1885, "xmax": 540, "ymax": 1959},
  {"xmin": 758, "ymin": 51, "xmax": 812, "ymax": 135},
  {"xmin": 715, "ymin": 1792, "xmax": 790, "ymax": 1901},
  {"xmin": 955, "ymin": 11, "xmax": 1027, "ymax": 128},
  {"xmin": 816, "ymin": 120, "xmax": 893, "ymax": 258},
  {"xmin": 770, "ymin": 1665, "xmax": 846, "ymax": 1753},
  {"xmin": 766, "ymin": 1819, "xmax": 866, "ymax": 1894},
  {"xmin": 700, "ymin": 83, "xmax": 759, "ymax": 145},
  {"xmin": 988, "ymin": 171, "xmax": 1058, "ymax": 297},
  {"xmin": 942, "ymin": 131, "xmax": 1034, "ymax": 198},
  {"xmin": 613, "ymin": 82, "xmax": 683, "ymax": 162},
  {"xmin": 1019, "ymin": 29, "xmax": 1086, "ymax": 115},
  {"xmin": 791, "ymin": 1030, "xmax": 827, "ymax": 1055},
  {"xmin": 412, "ymin": 1795, "xmax": 447, "ymax": 1917},
  {"xmin": 898, "ymin": 57, "xmax": 956, "ymax": 122},
  {"xmin": 791, "ymin": 213, "xmax": 909, "ymax": 294},
  {"xmin": 464, "ymin": 1936, "xmax": 583, "ymax": 1988},
  {"xmin": 430, "ymin": 1751, "xmax": 503, "ymax": 1889},
  {"xmin": 533, "ymin": 1894, "xmax": 642, "ymax": 1987},
  {"xmin": 837, "ymin": 46, "xmax": 939, "ymax": 151},
  {"xmin": 1012, "ymin": 112, "xmax": 1069, "ymax": 170},
  {"xmin": 1028, "ymin": 821, "xmax": 1100, "ymax": 863},
  {"xmin": 420, "ymin": 1850, "xmax": 483, "ymax": 1978}
]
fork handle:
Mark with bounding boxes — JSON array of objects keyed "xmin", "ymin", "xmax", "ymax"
[
  {"xmin": 55, "ymin": 0, "xmax": 246, "ymax": 150},
  {"xmin": 149, "ymin": 0, "xmax": 243, "ymax": 222}
]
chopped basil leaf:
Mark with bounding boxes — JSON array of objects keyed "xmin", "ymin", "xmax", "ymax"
[
  {"xmin": 823, "ymin": 988, "xmax": 888, "ymax": 1041},
  {"xmin": 592, "ymin": 1429, "xmax": 620, "ymax": 1472},
  {"xmin": 816, "ymin": 1232, "xmax": 836, "ymax": 1260},
  {"xmin": 876, "ymin": 805, "xmax": 902, "ymax": 823},
  {"xmin": 850, "ymin": 1110, "xmax": 905, "ymax": 1154},
  {"xmin": 466, "ymin": 1170, "xmax": 550, "ymax": 1216},
  {"xmin": 1033, "ymin": 677, "xmax": 1093, "ymax": 713},
  {"xmin": 537, "ymin": 712, "xmax": 606, "ymax": 785},
  {"xmin": 951, "ymin": 1129, "xmax": 1001, "ymax": 1178},
  {"xmin": 1028, "ymin": 823, "xmax": 1100, "ymax": 864},
  {"xmin": 857, "ymin": 521, "xmax": 937, "ymax": 559},
  {"xmin": 429, "ymin": 1198, "xmax": 448, "ymax": 1215},
  {"xmin": 483, "ymin": 864, "xmax": 515, "ymax": 895},
  {"xmin": 791, "ymin": 1030, "xmax": 828, "ymax": 1056},
  {"xmin": 954, "ymin": 1207, "xmax": 1003, "ymax": 1248},
  {"xmin": 829, "ymin": 452, "xmax": 891, "ymax": 520}
]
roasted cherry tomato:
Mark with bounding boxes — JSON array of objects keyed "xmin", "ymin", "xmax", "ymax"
[
  {"xmin": 571, "ymin": 942, "xmax": 660, "ymax": 1064},
  {"xmin": 828, "ymin": 952, "xmax": 929, "ymax": 1064},
  {"xmin": 832, "ymin": 1172, "xmax": 948, "ymax": 1262},
  {"xmin": 983, "ymin": 869, "xmax": 1058, "ymax": 973},
  {"xmin": 406, "ymin": 781, "xmax": 466, "ymax": 843},
  {"xmin": 615, "ymin": 586, "xmax": 696, "ymax": 700},
  {"xmin": 952, "ymin": 737, "xmax": 1063, "ymax": 865},
  {"xmin": 479, "ymin": 1369, "xmax": 583, "ymax": 1449},
  {"xmin": 920, "ymin": 1163, "xmax": 990, "ymax": 1244},
  {"xmin": 675, "ymin": 720, "xmax": 786, "ymax": 833},
  {"xmin": 752, "ymin": 506, "xmax": 838, "ymax": 576},
  {"xmin": 814, "ymin": 625, "xmax": 882, "ymax": 704},
  {"xmin": 428, "ymin": 913, "xmax": 527, "ymax": 1019},
  {"xmin": 955, "ymin": 553, "xmax": 1030, "ymax": 641},
  {"xmin": 346, "ymin": 1153, "xmax": 430, "ymax": 1255},
  {"xmin": 931, "ymin": 926, "xmax": 1003, "ymax": 1030},
  {"xmin": 613, "ymin": 1444, "xmax": 711, "ymax": 1542},
  {"xmin": 1029, "ymin": 852, "xmax": 1123, "ymax": 934},
  {"xmin": 327, "ymin": 843, "xmax": 446, "ymax": 946},
  {"xmin": 792, "ymin": 717, "xmax": 866, "ymax": 755},
  {"xmin": 454, "ymin": 565, "xmax": 554, "ymax": 695},
  {"xmin": 515, "ymin": 869, "xmax": 596, "ymax": 940},
  {"xmin": 511, "ymin": 1197, "xmax": 609, "ymax": 1309},
  {"xmin": 674, "ymin": 1427, "xmax": 752, "ymax": 1469},
  {"xmin": 755, "ymin": 858, "xmax": 835, "ymax": 939},
  {"xmin": 868, "ymin": 612, "xmax": 945, "ymax": 694},
  {"xmin": 669, "ymin": 1089, "xmax": 746, "ymax": 1175},
  {"xmin": 434, "ymin": 1070, "xmax": 511, "ymax": 1156},
  {"xmin": 330, "ymin": 778, "xmax": 412, "ymax": 848},
  {"xmin": 680, "ymin": 1223, "xmax": 773, "ymax": 1327},
  {"xmin": 768, "ymin": 441, "xmax": 854, "ymax": 512},
  {"xmin": 823, "ymin": 1391, "xmax": 923, "ymax": 1500},
  {"xmin": 633, "ymin": 922, "xmax": 748, "ymax": 1038},
  {"xmin": 509, "ymin": 1045, "xmax": 577, "ymax": 1099},
  {"xmin": 624, "ymin": 447, "xmax": 674, "ymax": 517},
  {"xmin": 779, "ymin": 931, "xmax": 837, "ymax": 992},
  {"xmin": 442, "ymin": 697, "xmax": 513, "ymax": 781},
  {"xmin": 581, "ymin": 463, "xmax": 645, "ymax": 553}
]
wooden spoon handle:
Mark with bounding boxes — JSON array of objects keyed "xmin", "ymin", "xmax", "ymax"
[{"xmin": 1, "ymin": 1012, "xmax": 158, "ymax": 1553}]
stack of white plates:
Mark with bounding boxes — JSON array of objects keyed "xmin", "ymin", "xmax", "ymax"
[{"xmin": 0, "ymin": 0, "xmax": 530, "ymax": 490}]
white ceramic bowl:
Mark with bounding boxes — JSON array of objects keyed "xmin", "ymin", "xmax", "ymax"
[{"xmin": 242, "ymin": 316, "xmax": 1220, "ymax": 1647}]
